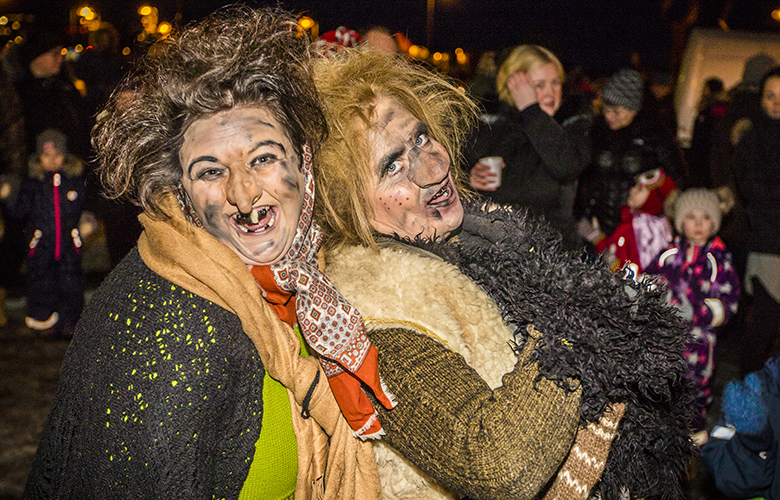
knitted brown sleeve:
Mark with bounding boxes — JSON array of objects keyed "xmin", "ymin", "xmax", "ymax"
[{"xmin": 368, "ymin": 327, "xmax": 582, "ymax": 500}]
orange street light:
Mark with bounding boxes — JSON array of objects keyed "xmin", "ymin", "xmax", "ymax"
[{"xmin": 299, "ymin": 16, "xmax": 314, "ymax": 29}]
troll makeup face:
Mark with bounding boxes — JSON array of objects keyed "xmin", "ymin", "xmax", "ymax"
[
  {"xmin": 179, "ymin": 106, "xmax": 304, "ymax": 266},
  {"xmin": 364, "ymin": 96, "xmax": 463, "ymax": 241}
]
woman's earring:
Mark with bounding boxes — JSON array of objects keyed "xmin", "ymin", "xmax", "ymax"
[{"xmin": 175, "ymin": 184, "xmax": 203, "ymax": 228}]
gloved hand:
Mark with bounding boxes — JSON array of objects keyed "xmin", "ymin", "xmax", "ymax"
[{"xmin": 722, "ymin": 372, "xmax": 768, "ymax": 435}]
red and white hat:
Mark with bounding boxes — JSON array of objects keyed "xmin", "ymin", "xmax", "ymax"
[
  {"xmin": 313, "ymin": 26, "xmax": 362, "ymax": 57},
  {"xmin": 635, "ymin": 168, "xmax": 677, "ymax": 216}
]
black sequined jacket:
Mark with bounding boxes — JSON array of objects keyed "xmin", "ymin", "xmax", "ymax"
[{"xmin": 23, "ymin": 248, "xmax": 264, "ymax": 499}]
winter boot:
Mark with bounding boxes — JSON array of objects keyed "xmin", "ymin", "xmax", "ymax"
[{"xmin": 25, "ymin": 312, "xmax": 59, "ymax": 332}]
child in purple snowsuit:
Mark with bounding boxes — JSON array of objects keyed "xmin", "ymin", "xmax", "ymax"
[{"xmin": 645, "ymin": 187, "xmax": 740, "ymax": 433}]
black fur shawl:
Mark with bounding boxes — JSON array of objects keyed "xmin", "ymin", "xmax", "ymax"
[{"xmin": 414, "ymin": 202, "xmax": 694, "ymax": 500}]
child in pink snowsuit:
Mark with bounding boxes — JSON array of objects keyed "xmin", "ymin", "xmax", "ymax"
[{"xmin": 645, "ymin": 187, "xmax": 740, "ymax": 433}]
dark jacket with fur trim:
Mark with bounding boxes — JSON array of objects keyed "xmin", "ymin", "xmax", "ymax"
[
  {"xmin": 8, "ymin": 154, "xmax": 85, "ymax": 267},
  {"xmin": 419, "ymin": 202, "xmax": 693, "ymax": 500}
]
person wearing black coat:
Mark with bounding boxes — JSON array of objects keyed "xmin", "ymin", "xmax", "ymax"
[
  {"xmin": 466, "ymin": 45, "xmax": 591, "ymax": 250},
  {"xmin": 4, "ymin": 130, "xmax": 85, "ymax": 335},
  {"xmin": 735, "ymin": 66, "xmax": 780, "ymax": 376},
  {"xmin": 13, "ymin": 27, "xmax": 91, "ymax": 160},
  {"xmin": 702, "ymin": 356, "xmax": 780, "ymax": 499},
  {"xmin": 576, "ymin": 68, "xmax": 687, "ymax": 237}
]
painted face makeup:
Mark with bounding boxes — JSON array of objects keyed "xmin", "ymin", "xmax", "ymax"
[
  {"xmin": 365, "ymin": 96, "xmax": 463, "ymax": 241},
  {"xmin": 527, "ymin": 62, "xmax": 562, "ymax": 117},
  {"xmin": 179, "ymin": 106, "xmax": 304, "ymax": 266}
]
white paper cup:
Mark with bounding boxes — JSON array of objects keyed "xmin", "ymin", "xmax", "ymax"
[{"xmin": 479, "ymin": 156, "xmax": 503, "ymax": 189}]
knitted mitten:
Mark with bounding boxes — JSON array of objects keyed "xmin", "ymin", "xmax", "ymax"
[
  {"xmin": 722, "ymin": 373, "xmax": 767, "ymax": 435},
  {"xmin": 542, "ymin": 402, "xmax": 626, "ymax": 500}
]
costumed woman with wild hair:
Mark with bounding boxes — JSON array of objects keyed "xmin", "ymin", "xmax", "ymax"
[
  {"xmin": 23, "ymin": 7, "xmax": 387, "ymax": 499},
  {"xmin": 313, "ymin": 48, "xmax": 693, "ymax": 500}
]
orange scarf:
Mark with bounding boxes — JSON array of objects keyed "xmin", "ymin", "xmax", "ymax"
[{"xmin": 137, "ymin": 193, "xmax": 380, "ymax": 499}]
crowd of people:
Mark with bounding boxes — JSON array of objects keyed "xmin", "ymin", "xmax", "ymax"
[{"xmin": 1, "ymin": 4, "xmax": 779, "ymax": 499}]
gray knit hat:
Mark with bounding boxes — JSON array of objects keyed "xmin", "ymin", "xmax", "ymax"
[
  {"xmin": 602, "ymin": 68, "xmax": 643, "ymax": 111},
  {"xmin": 36, "ymin": 129, "xmax": 68, "ymax": 156},
  {"xmin": 671, "ymin": 187, "xmax": 734, "ymax": 235}
]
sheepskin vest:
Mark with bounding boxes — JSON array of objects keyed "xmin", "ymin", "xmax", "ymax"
[
  {"xmin": 326, "ymin": 202, "xmax": 693, "ymax": 500},
  {"xmin": 326, "ymin": 242, "xmax": 520, "ymax": 500}
]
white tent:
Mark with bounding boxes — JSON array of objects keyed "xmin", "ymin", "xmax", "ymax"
[{"xmin": 675, "ymin": 28, "xmax": 780, "ymax": 147}]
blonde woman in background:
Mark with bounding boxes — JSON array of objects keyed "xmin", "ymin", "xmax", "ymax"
[{"xmin": 467, "ymin": 45, "xmax": 592, "ymax": 249}]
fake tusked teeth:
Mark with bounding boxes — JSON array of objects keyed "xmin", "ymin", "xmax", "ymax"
[{"xmin": 237, "ymin": 208, "xmax": 268, "ymax": 225}]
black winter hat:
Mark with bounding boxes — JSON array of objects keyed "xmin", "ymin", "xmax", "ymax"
[{"xmin": 742, "ymin": 54, "xmax": 776, "ymax": 86}]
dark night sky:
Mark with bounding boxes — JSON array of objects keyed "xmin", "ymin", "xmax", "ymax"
[{"xmin": 6, "ymin": 0, "xmax": 780, "ymax": 71}]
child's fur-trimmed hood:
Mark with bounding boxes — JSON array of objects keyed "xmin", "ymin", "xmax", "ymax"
[{"xmin": 28, "ymin": 153, "xmax": 84, "ymax": 181}]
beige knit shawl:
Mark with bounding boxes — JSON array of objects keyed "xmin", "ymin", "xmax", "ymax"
[{"xmin": 137, "ymin": 194, "xmax": 380, "ymax": 500}]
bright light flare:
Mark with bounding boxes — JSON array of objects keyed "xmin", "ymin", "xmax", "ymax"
[{"xmin": 138, "ymin": 6, "xmax": 152, "ymax": 16}]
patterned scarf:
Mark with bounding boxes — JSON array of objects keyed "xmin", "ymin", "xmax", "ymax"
[{"xmin": 254, "ymin": 144, "xmax": 396, "ymax": 439}]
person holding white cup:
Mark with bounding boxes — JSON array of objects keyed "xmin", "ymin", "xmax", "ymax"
[
  {"xmin": 467, "ymin": 45, "xmax": 591, "ymax": 249},
  {"xmin": 475, "ymin": 155, "xmax": 504, "ymax": 189}
]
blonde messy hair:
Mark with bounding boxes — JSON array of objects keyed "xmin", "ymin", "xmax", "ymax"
[
  {"xmin": 313, "ymin": 49, "xmax": 478, "ymax": 251},
  {"xmin": 496, "ymin": 45, "xmax": 564, "ymax": 106}
]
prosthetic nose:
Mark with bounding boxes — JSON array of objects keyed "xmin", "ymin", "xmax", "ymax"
[
  {"xmin": 227, "ymin": 165, "xmax": 263, "ymax": 214},
  {"xmin": 409, "ymin": 148, "xmax": 447, "ymax": 189}
]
